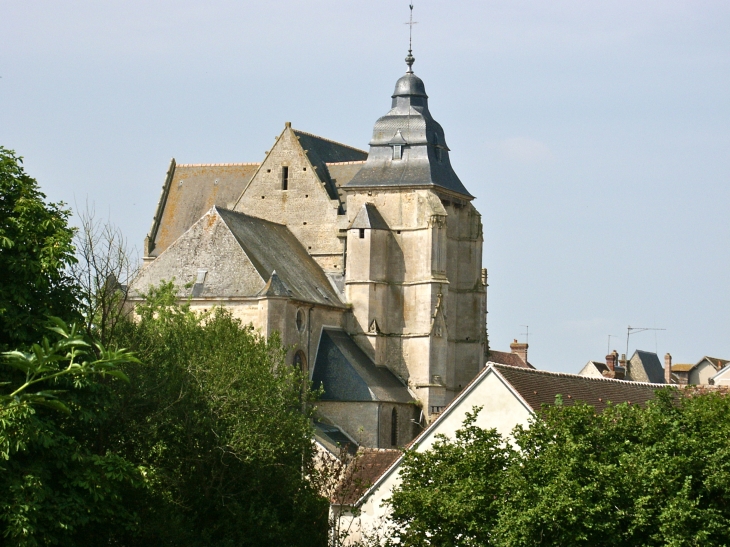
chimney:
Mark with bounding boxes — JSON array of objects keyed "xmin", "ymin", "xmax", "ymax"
[
  {"xmin": 664, "ymin": 353, "xmax": 672, "ymax": 384},
  {"xmin": 510, "ymin": 339, "xmax": 528, "ymax": 365},
  {"xmin": 605, "ymin": 352, "xmax": 617, "ymax": 372},
  {"xmin": 619, "ymin": 353, "xmax": 627, "ymax": 369}
]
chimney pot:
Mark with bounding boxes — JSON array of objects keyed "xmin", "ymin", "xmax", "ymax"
[
  {"xmin": 664, "ymin": 353, "xmax": 672, "ymax": 384},
  {"xmin": 605, "ymin": 352, "xmax": 616, "ymax": 372},
  {"xmin": 510, "ymin": 339, "xmax": 529, "ymax": 365}
]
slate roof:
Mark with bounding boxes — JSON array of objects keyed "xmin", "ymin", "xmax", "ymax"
[
  {"xmin": 148, "ymin": 161, "xmax": 259, "ymax": 256},
  {"xmin": 314, "ymin": 421, "xmax": 358, "ymax": 456},
  {"xmin": 327, "ymin": 161, "xmax": 367, "ymax": 204},
  {"xmin": 293, "ymin": 130, "xmax": 367, "ymax": 206},
  {"xmin": 349, "ymin": 203, "xmax": 390, "ymax": 231},
  {"xmin": 216, "ymin": 207, "xmax": 343, "ymax": 306},
  {"xmin": 487, "ymin": 349, "xmax": 535, "ymax": 369},
  {"xmin": 627, "ymin": 350, "xmax": 666, "ymax": 383},
  {"xmin": 293, "ymin": 130, "xmax": 367, "ymax": 163},
  {"xmin": 312, "ymin": 329, "xmax": 413, "ymax": 403},
  {"xmin": 345, "ymin": 71, "xmax": 472, "ymax": 198}
]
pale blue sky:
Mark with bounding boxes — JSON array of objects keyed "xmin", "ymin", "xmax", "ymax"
[{"xmin": 2, "ymin": 0, "xmax": 729, "ymax": 372}]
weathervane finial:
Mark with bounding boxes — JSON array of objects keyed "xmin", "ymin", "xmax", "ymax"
[{"xmin": 405, "ymin": 3, "xmax": 417, "ymax": 73}]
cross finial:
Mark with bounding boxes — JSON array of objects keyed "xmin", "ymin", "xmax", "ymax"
[{"xmin": 405, "ymin": 3, "xmax": 417, "ymax": 73}]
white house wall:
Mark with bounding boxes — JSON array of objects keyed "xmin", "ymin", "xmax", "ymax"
[{"xmin": 340, "ymin": 366, "xmax": 532, "ymax": 544}]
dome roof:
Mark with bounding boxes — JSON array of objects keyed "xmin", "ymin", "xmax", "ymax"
[{"xmin": 392, "ymin": 73, "xmax": 428, "ymax": 98}]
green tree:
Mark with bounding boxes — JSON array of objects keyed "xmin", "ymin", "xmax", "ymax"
[
  {"xmin": 389, "ymin": 392, "xmax": 730, "ymax": 547},
  {"xmin": 498, "ymin": 392, "xmax": 730, "ymax": 546},
  {"xmin": 388, "ymin": 408, "xmax": 512, "ymax": 547},
  {"xmin": 0, "ymin": 147, "xmax": 78, "ymax": 350},
  {"xmin": 105, "ymin": 283, "xmax": 328, "ymax": 547},
  {"xmin": 0, "ymin": 318, "xmax": 145, "ymax": 546}
]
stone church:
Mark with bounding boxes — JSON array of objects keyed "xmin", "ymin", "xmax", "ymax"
[{"xmin": 130, "ymin": 53, "xmax": 488, "ymax": 449}]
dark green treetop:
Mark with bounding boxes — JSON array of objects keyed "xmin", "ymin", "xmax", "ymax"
[{"xmin": 0, "ymin": 147, "xmax": 78, "ymax": 350}]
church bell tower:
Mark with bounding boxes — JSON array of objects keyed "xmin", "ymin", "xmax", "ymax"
[{"xmin": 343, "ymin": 49, "xmax": 487, "ymax": 422}]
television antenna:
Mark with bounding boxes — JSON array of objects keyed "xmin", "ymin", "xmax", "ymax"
[
  {"xmin": 521, "ymin": 325, "xmax": 530, "ymax": 345},
  {"xmin": 626, "ymin": 326, "xmax": 665, "ymax": 358},
  {"xmin": 607, "ymin": 334, "xmax": 619, "ymax": 355}
]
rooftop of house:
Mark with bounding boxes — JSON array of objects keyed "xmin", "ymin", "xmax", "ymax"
[
  {"xmin": 487, "ymin": 349, "xmax": 535, "ymax": 369},
  {"xmin": 347, "ymin": 363, "xmax": 670, "ymax": 508},
  {"xmin": 628, "ymin": 350, "xmax": 666, "ymax": 383},
  {"xmin": 331, "ymin": 448, "xmax": 402, "ymax": 506}
]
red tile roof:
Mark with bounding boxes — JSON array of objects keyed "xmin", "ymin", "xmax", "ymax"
[
  {"xmin": 332, "ymin": 449, "xmax": 402, "ymax": 506},
  {"xmin": 487, "ymin": 350, "xmax": 534, "ymax": 369}
]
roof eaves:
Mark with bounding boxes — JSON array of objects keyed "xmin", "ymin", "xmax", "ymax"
[
  {"xmin": 146, "ymin": 158, "xmax": 176, "ymax": 255},
  {"xmin": 292, "ymin": 128, "xmax": 368, "ymax": 156}
]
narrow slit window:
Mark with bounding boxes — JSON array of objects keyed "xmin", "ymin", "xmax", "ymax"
[
  {"xmin": 359, "ymin": 228, "xmax": 365, "ymax": 239},
  {"xmin": 391, "ymin": 408, "xmax": 398, "ymax": 446},
  {"xmin": 392, "ymin": 145, "xmax": 402, "ymax": 160},
  {"xmin": 281, "ymin": 166, "xmax": 289, "ymax": 190}
]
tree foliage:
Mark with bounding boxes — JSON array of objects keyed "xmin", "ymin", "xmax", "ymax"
[
  {"xmin": 0, "ymin": 319, "xmax": 144, "ymax": 546},
  {"xmin": 0, "ymin": 147, "xmax": 78, "ymax": 350},
  {"xmin": 388, "ymin": 408, "xmax": 511, "ymax": 547},
  {"xmin": 104, "ymin": 283, "xmax": 328, "ymax": 546},
  {"xmin": 389, "ymin": 392, "xmax": 730, "ymax": 546}
]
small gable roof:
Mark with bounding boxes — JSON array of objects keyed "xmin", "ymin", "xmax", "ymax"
[
  {"xmin": 349, "ymin": 203, "xmax": 390, "ymax": 231},
  {"xmin": 628, "ymin": 350, "xmax": 666, "ymax": 384},
  {"xmin": 701, "ymin": 356, "xmax": 729, "ymax": 370},
  {"xmin": 216, "ymin": 207, "xmax": 343, "ymax": 306},
  {"xmin": 312, "ymin": 329, "xmax": 412, "ymax": 403}
]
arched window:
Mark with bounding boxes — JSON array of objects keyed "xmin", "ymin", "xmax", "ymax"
[
  {"xmin": 391, "ymin": 408, "xmax": 398, "ymax": 447},
  {"xmin": 293, "ymin": 350, "xmax": 307, "ymax": 373},
  {"xmin": 295, "ymin": 309, "xmax": 305, "ymax": 332}
]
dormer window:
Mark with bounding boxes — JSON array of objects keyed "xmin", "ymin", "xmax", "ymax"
[
  {"xmin": 281, "ymin": 166, "xmax": 289, "ymax": 190},
  {"xmin": 389, "ymin": 129, "xmax": 406, "ymax": 161}
]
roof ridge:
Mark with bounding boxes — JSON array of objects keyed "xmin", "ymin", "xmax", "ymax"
[
  {"xmin": 293, "ymin": 129, "xmax": 367, "ymax": 155},
  {"xmin": 176, "ymin": 162, "xmax": 260, "ymax": 167},
  {"xmin": 214, "ymin": 205, "xmax": 288, "ymax": 229},
  {"xmin": 490, "ymin": 363, "xmax": 667, "ymax": 387}
]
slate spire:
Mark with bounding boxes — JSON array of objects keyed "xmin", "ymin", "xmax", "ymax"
[{"xmin": 344, "ymin": 54, "xmax": 472, "ymax": 198}]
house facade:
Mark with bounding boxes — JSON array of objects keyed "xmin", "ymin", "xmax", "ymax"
[{"xmin": 336, "ymin": 363, "xmax": 667, "ymax": 544}]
